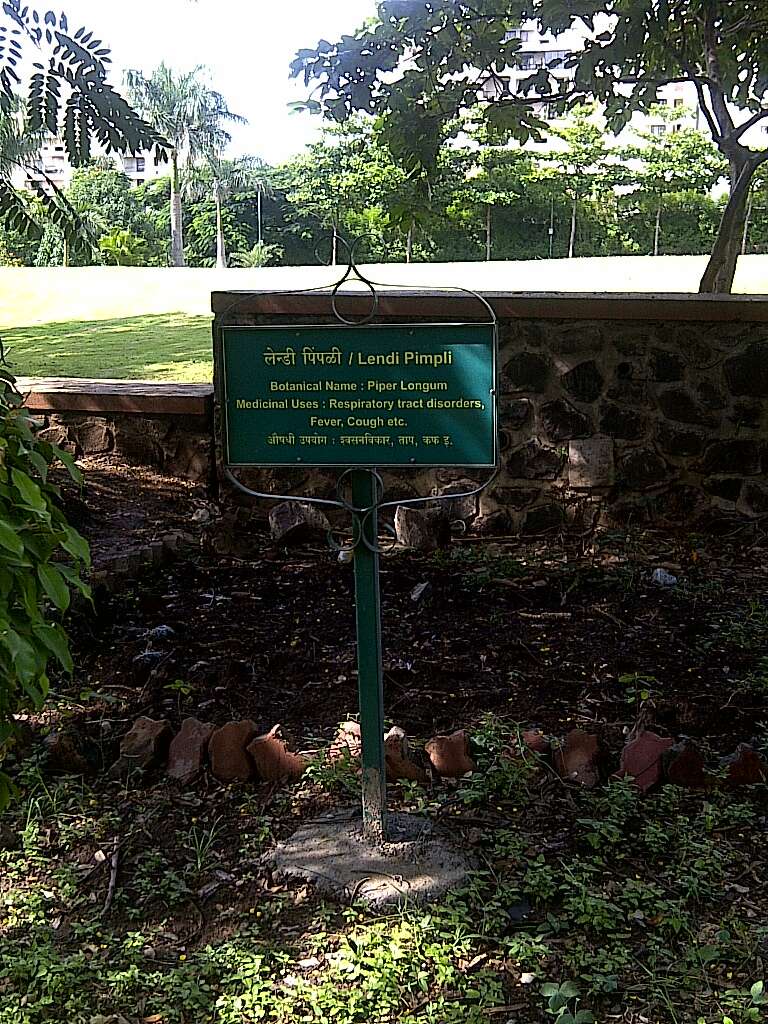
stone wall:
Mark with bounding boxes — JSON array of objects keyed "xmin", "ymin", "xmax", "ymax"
[
  {"xmin": 39, "ymin": 411, "xmax": 211, "ymax": 484},
  {"xmin": 212, "ymin": 291, "xmax": 768, "ymax": 535}
]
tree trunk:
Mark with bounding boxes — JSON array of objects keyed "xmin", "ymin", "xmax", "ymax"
[
  {"xmin": 62, "ymin": 237, "xmax": 69, "ymax": 268},
  {"xmin": 486, "ymin": 204, "xmax": 492, "ymax": 261},
  {"xmin": 699, "ymin": 158, "xmax": 755, "ymax": 293},
  {"xmin": 568, "ymin": 198, "xmax": 577, "ymax": 259},
  {"xmin": 406, "ymin": 224, "xmax": 413, "ymax": 263},
  {"xmin": 170, "ymin": 151, "xmax": 185, "ymax": 268},
  {"xmin": 214, "ymin": 183, "xmax": 227, "ymax": 269},
  {"xmin": 332, "ymin": 223, "xmax": 338, "ymax": 266},
  {"xmin": 654, "ymin": 200, "xmax": 662, "ymax": 257},
  {"xmin": 257, "ymin": 189, "xmax": 263, "ymax": 246},
  {"xmin": 742, "ymin": 197, "xmax": 753, "ymax": 255}
]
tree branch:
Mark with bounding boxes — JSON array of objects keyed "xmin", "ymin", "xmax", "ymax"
[
  {"xmin": 701, "ymin": 1, "xmax": 735, "ymax": 138},
  {"xmin": 732, "ymin": 109, "xmax": 768, "ymax": 141}
]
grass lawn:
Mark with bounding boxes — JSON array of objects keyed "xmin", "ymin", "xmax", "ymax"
[
  {"xmin": 0, "ymin": 256, "xmax": 766, "ymax": 381},
  {"xmin": 2, "ymin": 313, "xmax": 214, "ymax": 382}
]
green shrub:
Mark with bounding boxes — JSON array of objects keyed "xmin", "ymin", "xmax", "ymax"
[{"xmin": 0, "ymin": 371, "xmax": 90, "ymax": 807}]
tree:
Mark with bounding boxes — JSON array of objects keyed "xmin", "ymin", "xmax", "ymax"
[
  {"xmin": 293, "ymin": 0, "xmax": 768, "ymax": 292},
  {"xmin": 125, "ymin": 65, "xmax": 242, "ymax": 267},
  {"xmin": 623, "ymin": 111, "xmax": 727, "ymax": 255},
  {"xmin": 187, "ymin": 156, "xmax": 269, "ymax": 267},
  {"xmin": 543, "ymin": 106, "xmax": 621, "ymax": 258},
  {"xmin": 0, "ymin": 3, "xmax": 163, "ymax": 251}
]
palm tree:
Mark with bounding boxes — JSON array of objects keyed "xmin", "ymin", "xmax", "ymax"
[
  {"xmin": 125, "ymin": 65, "xmax": 244, "ymax": 267},
  {"xmin": 187, "ymin": 156, "xmax": 271, "ymax": 268},
  {"xmin": 0, "ymin": 100, "xmax": 44, "ymax": 182},
  {"xmin": 231, "ymin": 242, "xmax": 284, "ymax": 268}
]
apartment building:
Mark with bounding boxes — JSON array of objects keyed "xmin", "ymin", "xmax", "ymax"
[
  {"xmin": 12, "ymin": 135, "xmax": 165, "ymax": 195},
  {"xmin": 481, "ymin": 20, "xmax": 765, "ymax": 151}
]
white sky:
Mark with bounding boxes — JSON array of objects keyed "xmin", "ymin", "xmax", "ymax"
[{"xmin": 56, "ymin": 0, "xmax": 378, "ymax": 164}]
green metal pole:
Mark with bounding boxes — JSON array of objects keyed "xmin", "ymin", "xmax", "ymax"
[{"xmin": 350, "ymin": 469, "xmax": 387, "ymax": 842}]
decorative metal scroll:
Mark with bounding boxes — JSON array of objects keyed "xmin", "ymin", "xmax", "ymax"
[{"xmin": 221, "ymin": 234, "xmax": 501, "ymax": 554}]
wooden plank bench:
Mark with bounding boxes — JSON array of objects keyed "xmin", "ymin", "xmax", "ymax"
[{"xmin": 15, "ymin": 377, "xmax": 214, "ymax": 418}]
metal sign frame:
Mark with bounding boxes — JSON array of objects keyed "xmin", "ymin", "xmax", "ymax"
[{"xmin": 214, "ymin": 238, "xmax": 501, "ymax": 843}]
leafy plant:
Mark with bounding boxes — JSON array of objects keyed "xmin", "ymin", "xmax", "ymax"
[
  {"xmin": 230, "ymin": 241, "xmax": 284, "ymax": 267},
  {"xmin": 541, "ymin": 980, "xmax": 594, "ymax": 1024},
  {"xmin": 98, "ymin": 228, "xmax": 149, "ymax": 266},
  {"xmin": 0, "ymin": 371, "xmax": 90, "ymax": 807}
]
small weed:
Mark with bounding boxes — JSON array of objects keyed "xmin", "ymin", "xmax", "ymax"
[
  {"xmin": 187, "ymin": 816, "xmax": 224, "ymax": 873},
  {"xmin": 304, "ymin": 749, "xmax": 360, "ymax": 797}
]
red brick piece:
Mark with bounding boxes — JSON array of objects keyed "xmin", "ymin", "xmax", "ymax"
[
  {"xmin": 554, "ymin": 730, "xmax": 600, "ymax": 788},
  {"xmin": 664, "ymin": 739, "xmax": 713, "ymax": 788},
  {"xmin": 167, "ymin": 718, "xmax": 215, "ymax": 785},
  {"xmin": 119, "ymin": 717, "xmax": 172, "ymax": 770},
  {"xmin": 425, "ymin": 730, "xmax": 475, "ymax": 778},
  {"xmin": 384, "ymin": 727, "xmax": 428, "ymax": 783},
  {"xmin": 329, "ymin": 721, "xmax": 362, "ymax": 762},
  {"xmin": 247, "ymin": 725, "xmax": 306, "ymax": 782},
  {"xmin": 521, "ymin": 729, "xmax": 552, "ymax": 757},
  {"xmin": 209, "ymin": 720, "xmax": 257, "ymax": 783},
  {"xmin": 618, "ymin": 731, "xmax": 674, "ymax": 792},
  {"xmin": 722, "ymin": 744, "xmax": 766, "ymax": 787}
]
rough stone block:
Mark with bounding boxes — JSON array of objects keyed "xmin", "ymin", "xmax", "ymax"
[
  {"xmin": 520, "ymin": 729, "xmax": 551, "ymax": 757},
  {"xmin": 724, "ymin": 342, "xmax": 768, "ymax": 397},
  {"xmin": 505, "ymin": 398, "xmax": 533, "ymax": 429},
  {"xmin": 504, "ymin": 351, "xmax": 551, "ymax": 392},
  {"xmin": 523, "ymin": 503, "xmax": 565, "ymax": 535},
  {"xmin": 541, "ymin": 399, "xmax": 593, "ymax": 442},
  {"xmin": 36, "ymin": 425, "xmax": 73, "ymax": 449},
  {"xmin": 561, "ymin": 360, "xmax": 604, "ymax": 403},
  {"xmin": 655, "ymin": 425, "xmax": 707, "ymax": 458},
  {"xmin": 493, "ymin": 486, "xmax": 541, "ymax": 509},
  {"xmin": 569, "ymin": 438, "xmax": 615, "ymax": 488},
  {"xmin": 209, "ymin": 720, "xmax": 258, "ymax": 782},
  {"xmin": 394, "ymin": 506, "xmax": 451, "ymax": 551},
  {"xmin": 435, "ymin": 479, "xmax": 479, "ymax": 524},
  {"xmin": 702, "ymin": 478, "xmax": 743, "ymax": 503},
  {"xmin": 740, "ymin": 481, "xmax": 768, "ymax": 516},
  {"xmin": 269, "ymin": 501, "xmax": 331, "ymax": 544},
  {"xmin": 650, "ymin": 348, "xmax": 685, "ymax": 383},
  {"xmin": 118, "ymin": 717, "xmax": 172, "ymax": 771},
  {"xmin": 700, "ymin": 440, "xmax": 761, "ymax": 477},
  {"xmin": 657, "ymin": 388, "xmax": 718, "ymax": 427},
  {"xmin": 473, "ymin": 510, "xmax": 512, "ymax": 535},
  {"xmin": 71, "ymin": 419, "xmax": 112, "ymax": 455},
  {"xmin": 620, "ymin": 450, "xmax": 670, "ymax": 491},
  {"xmin": 167, "ymin": 718, "xmax": 215, "ymax": 785},
  {"xmin": 599, "ymin": 404, "xmax": 648, "ymax": 441},
  {"xmin": 507, "ymin": 440, "xmax": 565, "ymax": 481},
  {"xmin": 43, "ymin": 730, "xmax": 91, "ymax": 774}
]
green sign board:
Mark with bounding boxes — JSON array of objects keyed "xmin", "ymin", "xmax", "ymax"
[{"xmin": 219, "ymin": 323, "xmax": 496, "ymax": 468}]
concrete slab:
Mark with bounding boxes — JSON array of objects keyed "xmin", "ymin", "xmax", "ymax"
[{"xmin": 266, "ymin": 808, "xmax": 474, "ymax": 908}]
